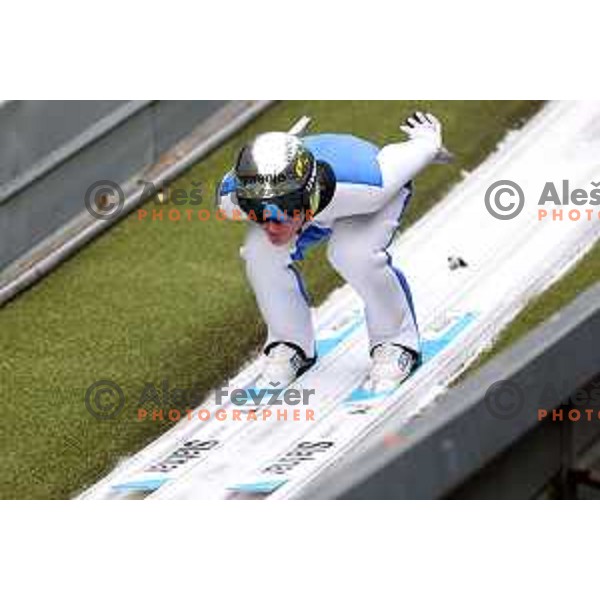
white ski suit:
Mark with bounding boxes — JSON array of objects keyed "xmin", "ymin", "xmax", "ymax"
[{"xmin": 217, "ymin": 133, "xmax": 440, "ymax": 360}]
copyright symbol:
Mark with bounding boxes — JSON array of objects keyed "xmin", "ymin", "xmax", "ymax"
[
  {"xmin": 84, "ymin": 180, "xmax": 125, "ymax": 221},
  {"xmin": 484, "ymin": 180, "xmax": 525, "ymax": 220},
  {"xmin": 484, "ymin": 381, "xmax": 524, "ymax": 420},
  {"xmin": 85, "ymin": 380, "xmax": 125, "ymax": 420}
]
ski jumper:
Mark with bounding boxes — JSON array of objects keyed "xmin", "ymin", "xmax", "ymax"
[{"xmin": 217, "ymin": 133, "xmax": 439, "ymax": 360}]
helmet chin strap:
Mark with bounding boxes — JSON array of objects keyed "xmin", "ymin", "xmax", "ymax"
[{"xmin": 307, "ymin": 178, "xmax": 321, "ymax": 216}]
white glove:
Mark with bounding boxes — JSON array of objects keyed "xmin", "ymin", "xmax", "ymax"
[{"xmin": 400, "ymin": 111, "xmax": 442, "ymax": 150}]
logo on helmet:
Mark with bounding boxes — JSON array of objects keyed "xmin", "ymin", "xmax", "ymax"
[
  {"xmin": 239, "ymin": 173, "xmax": 288, "ymax": 186},
  {"xmin": 294, "ymin": 154, "xmax": 311, "ymax": 179}
]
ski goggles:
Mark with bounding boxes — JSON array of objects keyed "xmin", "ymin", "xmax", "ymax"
[{"xmin": 237, "ymin": 191, "xmax": 308, "ymax": 224}]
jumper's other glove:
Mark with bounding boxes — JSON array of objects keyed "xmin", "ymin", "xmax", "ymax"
[
  {"xmin": 401, "ymin": 112, "xmax": 453, "ymax": 164},
  {"xmin": 400, "ymin": 111, "xmax": 442, "ymax": 148}
]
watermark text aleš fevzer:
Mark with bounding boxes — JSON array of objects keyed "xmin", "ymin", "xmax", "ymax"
[
  {"xmin": 84, "ymin": 179, "xmax": 204, "ymax": 221},
  {"xmin": 84, "ymin": 378, "xmax": 316, "ymax": 422},
  {"xmin": 84, "ymin": 178, "xmax": 314, "ymax": 224},
  {"xmin": 483, "ymin": 378, "xmax": 600, "ymax": 421}
]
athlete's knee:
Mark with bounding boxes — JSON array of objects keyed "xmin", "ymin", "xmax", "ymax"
[
  {"xmin": 240, "ymin": 236, "xmax": 280, "ymax": 276},
  {"xmin": 327, "ymin": 241, "xmax": 385, "ymax": 278},
  {"xmin": 240, "ymin": 233, "xmax": 263, "ymax": 264},
  {"xmin": 328, "ymin": 239, "xmax": 356, "ymax": 273},
  {"xmin": 240, "ymin": 223, "xmax": 273, "ymax": 264},
  {"xmin": 239, "ymin": 244, "xmax": 254, "ymax": 268}
]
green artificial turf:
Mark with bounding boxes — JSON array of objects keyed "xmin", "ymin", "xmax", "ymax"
[{"xmin": 0, "ymin": 100, "xmax": 543, "ymax": 498}]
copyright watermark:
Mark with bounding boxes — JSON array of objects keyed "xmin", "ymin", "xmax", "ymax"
[
  {"xmin": 484, "ymin": 380, "xmax": 525, "ymax": 420},
  {"xmin": 84, "ymin": 380, "xmax": 126, "ymax": 420},
  {"xmin": 83, "ymin": 378, "xmax": 316, "ymax": 421},
  {"xmin": 484, "ymin": 180, "xmax": 525, "ymax": 220},
  {"xmin": 83, "ymin": 178, "xmax": 205, "ymax": 222},
  {"xmin": 484, "ymin": 179, "xmax": 600, "ymax": 221},
  {"xmin": 84, "ymin": 180, "xmax": 125, "ymax": 221},
  {"xmin": 483, "ymin": 378, "xmax": 600, "ymax": 421}
]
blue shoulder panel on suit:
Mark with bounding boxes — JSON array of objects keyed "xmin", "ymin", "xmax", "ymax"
[{"xmin": 302, "ymin": 134, "xmax": 383, "ymax": 187}]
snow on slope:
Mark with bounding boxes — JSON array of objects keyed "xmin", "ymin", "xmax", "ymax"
[{"xmin": 80, "ymin": 101, "xmax": 600, "ymax": 500}]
